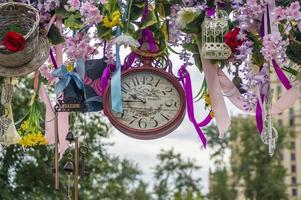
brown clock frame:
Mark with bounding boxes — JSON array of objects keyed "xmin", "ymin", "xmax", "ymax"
[{"xmin": 103, "ymin": 64, "xmax": 186, "ymax": 140}]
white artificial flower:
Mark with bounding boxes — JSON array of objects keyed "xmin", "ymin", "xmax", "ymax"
[
  {"xmin": 176, "ymin": 7, "xmax": 201, "ymax": 29},
  {"xmin": 114, "ymin": 34, "xmax": 140, "ymax": 48}
]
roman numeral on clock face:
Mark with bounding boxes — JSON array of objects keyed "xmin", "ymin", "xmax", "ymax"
[
  {"xmin": 161, "ymin": 113, "xmax": 170, "ymax": 121},
  {"xmin": 114, "ymin": 71, "xmax": 183, "ymax": 133},
  {"xmin": 132, "ymin": 76, "xmax": 140, "ymax": 86},
  {"xmin": 121, "ymin": 82, "xmax": 130, "ymax": 93}
]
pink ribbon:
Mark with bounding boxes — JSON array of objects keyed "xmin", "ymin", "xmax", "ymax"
[
  {"xmin": 200, "ymin": 53, "xmax": 230, "ymax": 138},
  {"xmin": 42, "ymin": 17, "xmax": 69, "ymax": 160},
  {"xmin": 271, "ymin": 83, "xmax": 301, "ymax": 114},
  {"xmin": 39, "ymin": 85, "xmax": 55, "ymax": 144},
  {"xmin": 196, "ymin": 43, "xmax": 256, "ymax": 138}
]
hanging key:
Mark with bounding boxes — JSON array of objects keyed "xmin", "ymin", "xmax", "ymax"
[{"xmin": 80, "ymin": 145, "xmax": 88, "ymax": 178}]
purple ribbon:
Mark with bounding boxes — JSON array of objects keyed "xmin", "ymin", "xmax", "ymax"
[
  {"xmin": 256, "ymin": 5, "xmax": 269, "ymax": 134},
  {"xmin": 256, "ymin": 94, "xmax": 264, "ymax": 133},
  {"xmin": 100, "ymin": 64, "xmax": 115, "ymax": 95},
  {"xmin": 84, "ymin": 76, "xmax": 103, "ymax": 97},
  {"xmin": 256, "ymin": 4, "xmax": 292, "ymax": 134},
  {"xmin": 178, "ymin": 64, "xmax": 211, "ymax": 148},
  {"xmin": 49, "ymin": 48, "xmax": 58, "ymax": 69},
  {"xmin": 272, "ymin": 59, "xmax": 292, "ymax": 90}
]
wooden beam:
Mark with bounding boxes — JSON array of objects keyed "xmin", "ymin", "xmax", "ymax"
[
  {"xmin": 74, "ymin": 137, "xmax": 79, "ymax": 200},
  {"xmin": 54, "ymin": 112, "xmax": 59, "ymax": 190}
]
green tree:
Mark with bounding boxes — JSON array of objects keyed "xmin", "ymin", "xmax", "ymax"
[
  {"xmin": 206, "ymin": 125, "xmax": 237, "ymax": 200},
  {"xmin": 206, "ymin": 118, "xmax": 288, "ymax": 200},
  {"xmin": 0, "ymin": 77, "xmax": 150, "ymax": 200},
  {"xmin": 153, "ymin": 149, "xmax": 204, "ymax": 200},
  {"xmin": 208, "ymin": 168, "xmax": 237, "ymax": 200}
]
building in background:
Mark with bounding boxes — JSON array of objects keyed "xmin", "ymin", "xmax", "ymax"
[{"xmin": 272, "ymin": 77, "xmax": 301, "ymax": 200}]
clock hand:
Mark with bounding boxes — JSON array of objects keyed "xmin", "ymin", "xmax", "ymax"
[
  {"xmin": 123, "ymin": 100, "xmax": 145, "ymax": 103},
  {"xmin": 130, "ymin": 93, "xmax": 138, "ymax": 99},
  {"xmin": 136, "ymin": 97, "xmax": 146, "ymax": 104},
  {"xmin": 130, "ymin": 94, "xmax": 146, "ymax": 104}
]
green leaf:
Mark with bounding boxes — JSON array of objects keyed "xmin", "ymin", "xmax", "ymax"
[
  {"xmin": 64, "ymin": 13, "xmax": 84, "ymax": 30},
  {"xmin": 156, "ymin": 3, "xmax": 172, "ymax": 18},
  {"xmin": 182, "ymin": 43, "xmax": 200, "ymax": 54},
  {"xmin": 194, "ymin": 80, "xmax": 207, "ymax": 101},
  {"xmin": 8, "ymin": 24, "xmax": 22, "ymax": 33},
  {"xmin": 182, "ymin": 13, "xmax": 205, "ymax": 34},
  {"xmin": 97, "ymin": 24, "xmax": 113, "ymax": 39},
  {"xmin": 247, "ymin": 32, "xmax": 265, "ymax": 66},
  {"xmin": 55, "ymin": 4, "xmax": 70, "ymax": 19},
  {"xmin": 282, "ymin": 66, "xmax": 298, "ymax": 76},
  {"xmin": 140, "ymin": 10, "xmax": 158, "ymax": 29},
  {"xmin": 130, "ymin": 5, "xmax": 144, "ymax": 21},
  {"xmin": 47, "ymin": 25, "xmax": 65, "ymax": 45},
  {"xmin": 132, "ymin": 0, "xmax": 145, "ymax": 8},
  {"xmin": 193, "ymin": 54, "xmax": 203, "ymax": 72},
  {"xmin": 286, "ymin": 44, "xmax": 301, "ymax": 64}
]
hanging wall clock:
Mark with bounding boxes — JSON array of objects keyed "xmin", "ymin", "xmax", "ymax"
[{"xmin": 104, "ymin": 56, "xmax": 186, "ymax": 140}]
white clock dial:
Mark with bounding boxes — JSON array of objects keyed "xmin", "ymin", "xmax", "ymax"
[{"xmin": 110, "ymin": 71, "xmax": 181, "ymax": 130}]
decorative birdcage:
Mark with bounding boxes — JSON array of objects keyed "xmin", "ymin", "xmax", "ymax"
[{"xmin": 201, "ymin": 11, "xmax": 231, "ymax": 60}]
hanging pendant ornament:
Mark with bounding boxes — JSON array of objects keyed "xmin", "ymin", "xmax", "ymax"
[
  {"xmin": 0, "ymin": 78, "xmax": 20, "ymax": 146},
  {"xmin": 0, "ymin": 115, "xmax": 11, "ymax": 145},
  {"xmin": 64, "ymin": 136, "xmax": 74, "ymax": 200},
  {"xmin": 64, "ymin": 160, "xmax": 73, "ymax": 200},
  {"xmin": 261, "ymin": 85, "xmax": 278, "ymax": 156},
  {"xmin": 79, "ymin": 144, "xmax": 89, "ymax": 178},
  {"xmin": 232, "ymin": 60, "xmax": 247, "ymax": 94},
  {"xmin": 201, "ymin": 9, "xmax": 232, "ymax": 60}
]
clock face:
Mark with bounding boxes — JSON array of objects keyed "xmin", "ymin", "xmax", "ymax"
[{"xmin": 104, "ymin": 67, "xmax": 186, "ymax": 139}]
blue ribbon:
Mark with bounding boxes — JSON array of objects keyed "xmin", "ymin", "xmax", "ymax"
[
  {"xmin": 52, "ymin": 64, "xmax": 84, "ymax": 97},
  {"xmin": 111, "ymin": 26, "xmax": 123, "ymax": 113}
]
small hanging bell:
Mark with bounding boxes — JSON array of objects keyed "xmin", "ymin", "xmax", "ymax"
[
  {"xmin": 63, "ymin": 161, "xmax": 74, "ymax": 173},
  {"xmin": 65, "ymin": 131, "xmax": 75, "ymax": 143}
]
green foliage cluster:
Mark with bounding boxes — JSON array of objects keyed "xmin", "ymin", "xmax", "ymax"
[
  {"xmin": 206, "ymin": 118, "xmax": 288, "ymax": 200},
  {"xmin": 0, "ymin": 78, "xmax": 203, "ymax": 200}
]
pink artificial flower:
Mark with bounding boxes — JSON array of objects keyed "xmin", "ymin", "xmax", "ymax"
[
  {"xmin": 80, "ymin": 2, "xmax": 103, "ymax": 25},
  {"xmin": 261, "ymin": 32, "xmax": 288, "ymax": 64},
  {"xmin": 65, "ymin": 33, "xmax": 95, "ymax": 61},
  {"xmin": 287, "ymin": 1, "xmax": 301, "ymax": 20},
  {"xmin": 68, "ymin": 0, "xmax": 80, "ymax": 9},
  {"xmin": 100, "ymin": 0, "xmax": 107, "ymax": 4},
  {"xmin": 40, "ymin": 64, "xmax": 57, "ymax": 85},
  {"xmin": 288, "ymin": 10, "xmax": 301, "ymax": 20},
  {"xmin": 273, "ymin": 7, "xmax": 286, "ymax": 21},
  {"xmin": 289, "ymin": 1, "xmax": 300, "ymax": 12}
]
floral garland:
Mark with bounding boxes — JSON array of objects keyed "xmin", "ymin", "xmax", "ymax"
[{"xmin": 1, "ymin": 0, "xmax": 301, "ymax": 151}]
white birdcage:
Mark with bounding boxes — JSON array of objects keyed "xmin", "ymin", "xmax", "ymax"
[{"xmin": 201, "ymin": 11, "xmax": 231, "ymax": 60}]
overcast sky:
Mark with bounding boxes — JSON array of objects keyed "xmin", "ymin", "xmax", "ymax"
[{"xmin": 105, "ymin": 51, "xmax": 245, "ymax": 194}]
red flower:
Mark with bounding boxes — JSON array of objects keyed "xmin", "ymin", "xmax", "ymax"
[
  {"xmin": 224, "ymin": 28, "xmax": 243, "ymax": 52},
  {"xmin": 2, "ymin": 32, "xmax": 26, "ymax": 52}
]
